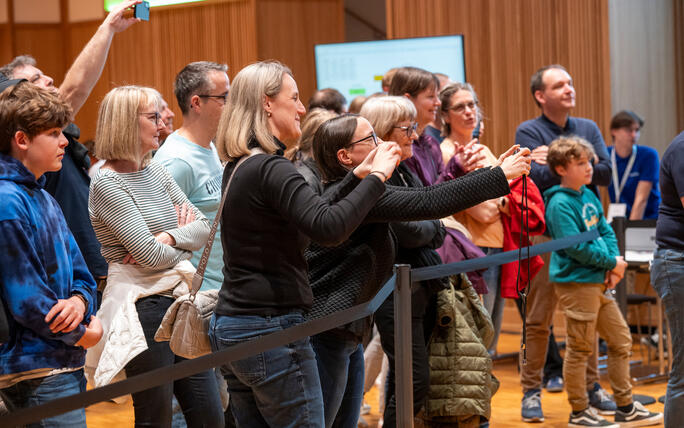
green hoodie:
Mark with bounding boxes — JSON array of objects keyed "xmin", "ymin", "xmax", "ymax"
[{"xmin": 544, "ymin": 185, "xmax": 619, "ymax": 284}]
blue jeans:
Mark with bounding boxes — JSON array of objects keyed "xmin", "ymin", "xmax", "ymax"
[
  {"xmin": 479, "ymin": 246, "xmax": 504, "ymax": 353},
  {"xmin": 209, "ymin": 312, "xmax": 324, "ymax": 428},
  {"xmin": 311, "ymin": 332, "xmax": 364, "ymax": 428},
  {"xmin": 651, "ymin": 247, "xmax": 684, "ymax": 428},
  {"xmin": 0, "ymin": 369, "xmax": 86, "ymax": 427},
  {"xmin": 125, "ymin": 295, "xmax": 224, "ymax": 428}
]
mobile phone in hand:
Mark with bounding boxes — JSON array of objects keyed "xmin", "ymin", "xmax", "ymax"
[
  {"xmin": 471, "ymin": 120, "xmax": 481, "ymax": 139},
  {"xmin": 134, "ymin": 1, "xmax": 150, "ymax": 21}
]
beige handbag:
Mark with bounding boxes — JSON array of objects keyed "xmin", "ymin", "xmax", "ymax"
[{"xmin": 155, "ymin": 149, "xmax": 261, "ymax": 359}]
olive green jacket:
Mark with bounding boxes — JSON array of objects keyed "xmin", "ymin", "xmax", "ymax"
[{"xmin": 425, "ymin": 274, "xmax": 500, "ymax": 422}]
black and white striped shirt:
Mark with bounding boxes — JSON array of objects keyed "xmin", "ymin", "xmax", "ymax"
[{"xmin": 89, "ymin": 162, "xmax": 210, "ymax": 270}]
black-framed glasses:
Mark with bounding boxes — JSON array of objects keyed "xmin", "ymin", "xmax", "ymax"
[
  {"xmin": 349, "ymin": 132, "xmax": 378, "ymax": 147},
  {"xmin": 449, "ymin": 100, "xmax": 478, "ymax": 114},
  {"xmin": 393, "ymin": 122, "xmax": 418, "ymax": 137},
  {"xmin": 198, "ymin": 92, "xmax": 229, "ymax": 103},
  {"xmin": 139, "ymin": 111, "xmax": 162, "ymax": 125}
]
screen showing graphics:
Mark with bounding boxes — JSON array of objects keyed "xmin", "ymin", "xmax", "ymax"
[{"xmin": 315, "ymin": 35, "xmax": 465, "ymax": 103}]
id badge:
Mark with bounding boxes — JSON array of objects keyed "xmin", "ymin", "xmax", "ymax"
[{"xmin": 607, "ymin": 203, "xmax": 627, "ymax": 223}]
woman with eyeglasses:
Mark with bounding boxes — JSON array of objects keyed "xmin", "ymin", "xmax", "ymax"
[
  {"xmin": 209, "ymin": 61, "xmax": 402, "ymax": 428},
  {"xmin": 439, "ymin": 82, "xmax": 508, "ymax": 355},
  {"xmin": 87, "ymin": 86, "xmax": 224, "ymax": 426},
  {"xmin": 306, "ymin": 110, "xmax": 531, "ymax": 428}
]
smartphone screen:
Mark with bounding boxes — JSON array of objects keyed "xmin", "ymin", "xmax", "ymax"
[{"xmin": 134, "ymin": 1, "xmax": 150, "ymax": 21}]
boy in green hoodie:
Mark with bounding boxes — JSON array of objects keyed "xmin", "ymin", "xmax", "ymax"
[{"xmin": 545, "ymin": 135, "xmax": 662, "ymax": 427}]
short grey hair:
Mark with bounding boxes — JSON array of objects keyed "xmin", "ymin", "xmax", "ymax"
[
  {"xmin": 0, "ymin": 55, "xmax": 37, "ymax": 78},
  {"xmin": 174, "ymin": 61, "xmax": 228, "ymax": 115},
  {"xmin": 360, "ymin": 96, "xmax": 416, "ymax": 140}
]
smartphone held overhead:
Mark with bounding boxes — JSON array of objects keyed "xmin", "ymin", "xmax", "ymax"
[{"xmin": 135, "ymin": 1, "xmax": 150, "ymax": 21}]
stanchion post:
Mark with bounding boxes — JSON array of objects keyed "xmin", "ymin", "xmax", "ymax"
[
  {"xmin": 611, "ymin": 216, "xmax": 628, "ymax": 317},
  {"xmin": 394, "ymin": 264, "xmax": 414, "ymax": 428}
]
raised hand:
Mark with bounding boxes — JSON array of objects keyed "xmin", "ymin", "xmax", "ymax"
[
  {"xmin": 104, "ymin": 0, "xmax": 143, "ymax": 33},
  {"xmin": 370, "ymin": 141, "xmax": 402, "ymax": 181},
  {"xmin": 497, "ymin": 145, "xmax": 532, "ymax": 180}
]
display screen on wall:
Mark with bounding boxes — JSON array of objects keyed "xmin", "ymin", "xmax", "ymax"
[
  {"xmin": 314, "ymin": 35, "xmax": 465, "ymax": 103},
  {"xmin": 104, "ymin": 0, "xmax": 207, "ymax": 12}
]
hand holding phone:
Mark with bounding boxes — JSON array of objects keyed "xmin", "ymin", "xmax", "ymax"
[{"xmin": 134, "ymin": 0, "xmax": 150, "ymax": 21}]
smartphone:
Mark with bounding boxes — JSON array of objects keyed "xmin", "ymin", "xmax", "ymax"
[
  {"xmin": 134, "ymin": 1, "xmax": 150, "ymax": 21},
  {"xmin": 471, "ymin": 120, "xmax": 481, "ymax": 139}
]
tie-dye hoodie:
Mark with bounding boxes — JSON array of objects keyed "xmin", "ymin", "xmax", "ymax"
[
  {"xmin": 544, "ymin": 184, "xmax": 620, "ymax": 284},
  {"xmin": 0, "ymin": 153, "xmax": 96, "ymax": 374}
]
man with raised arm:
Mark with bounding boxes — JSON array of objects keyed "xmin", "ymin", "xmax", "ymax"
[{"xmin": 0, "ymin": 0, "xmax": 142, "ymax": 289}]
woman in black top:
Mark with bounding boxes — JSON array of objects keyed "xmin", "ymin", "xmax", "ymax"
[
  {"xmin": 306, "ymin": 112, "xmax": 531, "ymax": 427},
  {"xmin": 208, "ymin": 61, "xmax": 401, "ymax": 428}
]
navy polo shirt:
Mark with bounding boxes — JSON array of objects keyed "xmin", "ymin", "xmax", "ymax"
[{"xmin": 515, "ymin": 114, "xmax": 612, "ymax": 194}]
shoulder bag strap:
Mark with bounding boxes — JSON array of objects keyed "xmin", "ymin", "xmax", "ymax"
[{"xmin": 190, "ymin": 147, "xmax": 264, "ymax": 297}]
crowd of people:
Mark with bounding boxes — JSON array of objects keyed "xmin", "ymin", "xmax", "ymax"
[{"xmin": 0, "ymin": 1, "xmax": 680, "ymax": 428}]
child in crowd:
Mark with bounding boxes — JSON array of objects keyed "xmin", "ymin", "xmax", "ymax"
[
  {"xmin": 0, "ymin": 78, "xmax": 101, "ymax": 426},
  {"xmin": 544, "ymin": 135, "xmax": 662, "ymax": 427}
]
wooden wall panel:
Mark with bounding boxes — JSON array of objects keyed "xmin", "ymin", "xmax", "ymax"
[
  {"xmin": 256, "ymin": 0, "xmax": 344, "ymax": 106},
  {"xmin": 0, "ymin": 25, "xmax": 13, "ymax": 65},
  {"xmin": 675, "ymin": 0, "xmax": 684, "ymax": 133},
  {"xmin": 72, "ymin": 0, "xmax": 258, "ymax": 141},
  {"xmin": 68, "ymin": 21, "xmax": 108, "ymax": 143},
  {"xmin": 609, "ymin": 0, "xmax": 678, "ymax": 155},
  {"xmin": 386, "ymin": 0, "xmax": 612, "ymax": 157},
  {"xmin": 12, "ymin": 25, "xmax": 65, "ymax": 86}
]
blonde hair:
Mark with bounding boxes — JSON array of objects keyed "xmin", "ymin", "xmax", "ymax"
[
  {"xmin": 286, "ymin": 108, "xmax": 337, "ymax": 161},
  {"xmin": 547, "ymin": 135, "xmax": 596, "ymax": 177},
  {"xmin": 95, "ymin": 86, "xmax": 160, "ymax": 163},
  {"xmin": 360, "ymin": 96, "xmax": 416, "ymax": 140},
  {"xmin": 215, "ymin": 61, "xmax": 293, "ymax": 162}
]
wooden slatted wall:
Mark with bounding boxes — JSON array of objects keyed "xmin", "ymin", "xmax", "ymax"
[{"xmin": 386, "ymin": 0, "xmax": 612, "ymax": 157}]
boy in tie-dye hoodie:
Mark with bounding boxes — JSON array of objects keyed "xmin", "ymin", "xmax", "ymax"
[{"xmin": 0, "ymin": 77, "xmax": 101, "ymax": 426}]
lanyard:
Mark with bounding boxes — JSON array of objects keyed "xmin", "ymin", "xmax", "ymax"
[{"xmin": 611, "ymin": 145, "xmax": 637, "ymax": 202}]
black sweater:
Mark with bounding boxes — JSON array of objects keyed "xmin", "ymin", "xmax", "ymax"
[
  {"xmin": 215, "ymin": 141, "xmax": 385, "ymax": 317},
  {"xmin": 306, "ymin": 165, "xmax": 510, "ymax": 337}
]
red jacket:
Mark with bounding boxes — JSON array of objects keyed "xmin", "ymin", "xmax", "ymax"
[{"xmin": 501, "ymin": 177, "xmax": 546, "ymax": 299}]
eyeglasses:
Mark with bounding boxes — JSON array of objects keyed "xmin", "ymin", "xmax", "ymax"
[
  {"xmin": 393, "ymin": 122, "xmax": 418, "ymax": 138},
  {"xmin": 449, "ymin": 101, "xmax": 478, "ymax": 114},
  {"xmin": 139, "ymin": 112, "xmax": 162, "ymax": 125},
  {"xmin": 349, "ymin": 132, "xmax": 378, "ymax": 147},
  {"xmin": 198, "ymin": 92, "xmax": 229, "ymax": 103}
]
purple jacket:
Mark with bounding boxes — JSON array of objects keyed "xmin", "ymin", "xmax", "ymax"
[{"xmin": 404, "ymin": 133, "xmax": 488, "ymax": 293}]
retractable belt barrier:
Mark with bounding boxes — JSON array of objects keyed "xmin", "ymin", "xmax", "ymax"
[{"xmin": 0, "ymin": 228, "xmax": 599, "ymax": 426}]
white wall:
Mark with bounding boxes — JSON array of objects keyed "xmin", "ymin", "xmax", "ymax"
[{"xmin": 609, "ymin": 0, "xmax": 678, "ymax": 154}]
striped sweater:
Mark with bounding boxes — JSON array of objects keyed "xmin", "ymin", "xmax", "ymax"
[{"xmin": 89, "ymin": 162, "xmax": 210, "ymax": 271}]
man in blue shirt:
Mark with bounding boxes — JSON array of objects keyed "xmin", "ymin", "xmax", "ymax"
[
  {"xmin": 516, "ymin": 64, "xmax": 614, "ymax": 423},
  {"xmin": 153, "ymin": 61, "xmax": 229, "ymax": 292},
  {"xmin": 606, "ymin": 110, "xmax": 661, "ymax": 220}
]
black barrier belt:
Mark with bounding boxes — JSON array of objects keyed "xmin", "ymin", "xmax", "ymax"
[
  {"xmin": 1, "ymin": 229, "xmax": 599, "ymax": 426},
  {"xmin": 411, "ymin": 228, "xmax": 599, "ymax": 282},
  {"xmin": 0, "ymin": 274, "xmax": 396, "ymax": 427}
]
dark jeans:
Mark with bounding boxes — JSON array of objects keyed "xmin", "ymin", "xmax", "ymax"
[
  {"xmin": 311, "ymin": 332, "xmax": 364, "ymax": 428},
  {"xmin": 0, "ymin": 369, "xmax": 87, "ymax": 427},
  {"xmin": 125, "ymin": 295, "xmax": 224, "ymax": 428},
  {"xmin": 209, "ymin": 312, "xmax": 324, "ymax": 428},
  {"xmin": 651, "ymin": 247, "xmax": 684, "ymax": 427},
  {"xmin": 375, "ymin": 285, "xmax": 436, "ymax": 428}
]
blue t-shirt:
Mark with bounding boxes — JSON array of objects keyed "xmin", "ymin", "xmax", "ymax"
[
  {"xmin": 153, "ymin": 132, "xmax": 225, "ymax": 290},
  {"xmin": 607, "ymin": 145, "xmax": 661, "ymax": 219},
  {"xmin": 656, "ymin": 132, "xmax": 684, "ymax": 250}
]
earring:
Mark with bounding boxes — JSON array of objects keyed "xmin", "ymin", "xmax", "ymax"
[{"xmin": 267, "ymin": 112, "xmax": 272, "ymax": 117}]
